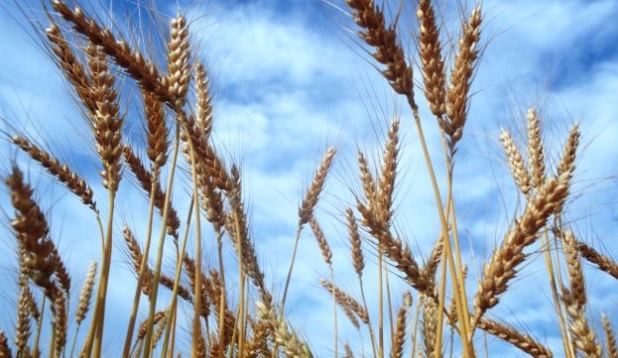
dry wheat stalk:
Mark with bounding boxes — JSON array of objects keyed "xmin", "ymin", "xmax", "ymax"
[
  {"xmin": 51, "ymin": 0, "xmax": 173, "ymax": 103},
  {"xmin": 0, "ymin": 330, "xmax": 12, "ymax": 358},
  {"xmin": 344, "ymin": 0, "xmax": 414, "ymax": 104},
  {"xmin": 442, "ymin": 6, "xmax": 482, "ymax": 148},
  {"xmin": 500, "ymin": 129, "xmax": 531, "ymax": 196},
  {"xmin": 473, "ymin": 172, "xmax": 571, "ymax": 323},
  {"xmin": 320, "ymin": 279, "xmax": 369, "ymax": 325},
  {"xmin": 12, "ymin": 136, "xmax": 97, "ymax": 211},
  {"xmin": 163, "ymin": 14, "xmax": 191, "ymax": 107},
  {"xmin": 477, "ymin": 318, "xmax": 553, "ymax": 358},
  {"xmin": 256, "ymin": 302, "xmax": 313, "ymax": 358},
  {"xmin": 603, "ymin": 315, "xmax": 618, "ymax": 358},
  {"xmin": 527, "ymin": 108, "xmax": 546, "ymax": 189},
  {"xmin": 417, "ymin": 0, "xmax": 446, "ymax": 118},
  {"xmin": 391, "ymin": 291, "xmax": 411, "ymax": 358},
  {"xmin": 75, "ymin": 262, "xmax": 97, "ymax": 324},
  {"xmin": 298, "ymin": 147, "xmax": 336, "ymax": 226},
  {"xmin": 85, "ymin": 42, "xmax": 124, "ymax": 192}
]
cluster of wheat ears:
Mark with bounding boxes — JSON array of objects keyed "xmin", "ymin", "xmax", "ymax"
[{"xmin": 0, "ymin": 0, "xmax": 616, "ymax": 357}]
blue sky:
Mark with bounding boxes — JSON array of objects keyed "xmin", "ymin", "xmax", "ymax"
[{"xmin": 1, "ymin": 0, "xmax": 618, "ymax": 356}]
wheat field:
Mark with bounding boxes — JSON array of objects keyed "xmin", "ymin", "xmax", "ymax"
[{"xmin": 0, "ymin": 0, "xmax": 617, "ymax": 357}]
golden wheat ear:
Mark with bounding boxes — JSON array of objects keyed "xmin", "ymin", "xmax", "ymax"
[{"xmin": 0, "ymin": 330, "xmax": 12, "ymax": 358}]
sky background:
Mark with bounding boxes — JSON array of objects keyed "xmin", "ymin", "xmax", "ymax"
[{"xmin": 1, "ymin": 0, "xmax": 618, "ymax": 356}]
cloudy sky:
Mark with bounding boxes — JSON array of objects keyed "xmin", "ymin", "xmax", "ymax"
[{"xmin": 1, "ymin": 0, "xmax": 618, "ymax": 356}]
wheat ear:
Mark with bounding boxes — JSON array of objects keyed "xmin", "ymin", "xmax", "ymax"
[
  {"xmin": 603, "ymin": 315, "xmax": 618, "ymax": 358},
  {"xmin": 527, "ymin": 108, "xmax": 546, "ymax": 189},
  {"xmin": 477, "ymin": 318, "xmax": 553, "ymax": 358},
  {"xmin": 417, "ymin": 0, "xmax": 446, "ymax": 118},
  {"xmin": 473, "ymin": 172, "xmax": 571, "ymax": 325},
  {"xmin": 12, "ymin": 136, "xmax": 97, "ymax": 211},
  {"xmin": 256, "ymin": 302, "xmax": 313, "ymax": 358},
  {"xmin": 344, "ymin": 0, "xmax": 414, "ymax": 104},
  {"xmin": 0, "ymin": 330, "xmax": 12, "ymax": 358}
]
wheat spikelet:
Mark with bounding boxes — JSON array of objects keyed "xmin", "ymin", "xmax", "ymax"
[
  {"xmin": 15, "ymin": 286, "xmax": 32, "ymax": 357},
  {"xmin": 391, "ymin": 291, "xmax": 411, "ymax": 358},
  {"xmin": 477, "ymin": 318, "xmax": 553, "ymax": 358},
  {"xmin": 357, "ymin": 151, "xmax": 377, "ymax": 204},
  {"xmin": 85, "ymin": 42, "xmax": 124, "ymax": 192},
  {"xmin": 555, "ymin": 123, "xmax": 580, "ymax": 215},
  {"xmin": 12, "ymin": 136, "xmax": 97, "ymax": 211},
  {"xmin": 52, "ymin": 289, "xmax": 68, "ymax": 358},
  {"xmin": 50, "ymin": 248, "xmax": 71, "ymax": 297},
  {"xmin": 343, "ymin": 343, "xmax": 355, "ymax": 358},
  {"xmin": 346, "ymin": 207, "xmax": 365, "ymax": 276},
  {"xmin": 6, "ymin": 166, "xmax": 59, "ymax": 297},
  {"xmin": 500, "ymin": 129, "xmax": 531, "ymax": 196},
  {"xmin": 443, "ymin": 6, "xmax": 482, "ymax": 148},
  {"xmin": 256, "ymin": 302, "xmax": 313, "ymax": 358},
  {"xmin": 76, "ymin": 262, "xmax": 97, "ymax": 324},
  {"xmin": 246, "ymin": 319, "xmax": 271, "ymax": 358},
  {"xmin": 576, "ymin": 240, "xmax": 618, "ymax": 280},
  {"xmin": 194, "ymin": 62, "xmax": 213, "ymax": 137},
  {"xmin": 421, "ymin": 296, "xmax": 438, "ymax": 358},
  {"xmin": 142, "ymin": 90, "xmax": 169, "ymax": 169},
  {"xmin": 423, "ymin": 235, "xmax": 443, "ymax": 282},
  {"xmin": 526, "ymin": 108, "xmax": 546, "ymax": 189},
  {"xmin": 473, "ymin": 172, "xmax": 571, "ymax": 323},
  {"xmin": 603, "ymin": 315, "xmax": 618, "ymax": 358},
  {"xmin": 163, "ymin": 14, "xmax": 191, "ymax": 107},
  {"xmin": 320, "ymin": 279, "xmax": 369, "ymax": 325},
  {"xmin": 377, "ymin": 117, "xmax": 400, "ymax": 224},
  {"xmin": 0, "ymin": 330, "xmax": 12, "ymax": 358},
  {"xmin": 51, "ymin": 0, "xmax": 172, "ymax": 103},
  {"xmin": 309, "ymin": 216, "xmax": 333, "ymax": 266},
  {"xmin": 560, "ymin": 229, "xmax": 601, "ymax": 358},
  {"xmin": 417, "ymin": 0, "xmax": 446, "ymax": 117},
  {"xmin": 298, "ymin": 147, "xmax": 336, "ymax": 226},
  {"xmin": 137, "ymin": 311, "xmax": 167, "ymax": 340},
  {"xmin": 45, "ymin": 22, "xmax": 95, "ymax": 113},
  {"xmin": 344, "ymin": 0, "xmax": 414, "ymax": 103}
]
